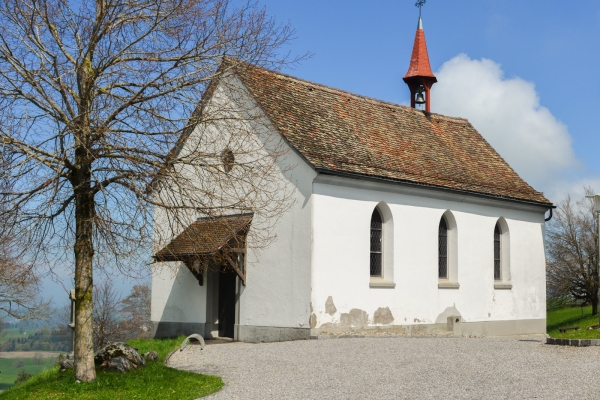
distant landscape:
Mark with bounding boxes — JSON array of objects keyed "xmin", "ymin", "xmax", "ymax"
[
  {"xmin": 0, "ymin": 328, "xmax": 71, "ymax": 353},
  {"xmin": 0, "ymin": 321, "xmax": 68, "ymax": 390}
]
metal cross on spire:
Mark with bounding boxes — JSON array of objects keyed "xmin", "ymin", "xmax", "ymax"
[{"xmin": 415, "ymin": 0, "xmax": 426, "ymax": 17}]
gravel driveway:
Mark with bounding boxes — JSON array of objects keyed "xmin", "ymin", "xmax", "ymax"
[{"xmin": 168, "ymin": 337, "xmax": 600, "ymax": 399}]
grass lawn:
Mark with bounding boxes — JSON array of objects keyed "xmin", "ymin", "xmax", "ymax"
[
  {"xmin": 0, "ymin": 357, "xmax": 57, "ymax": 391},
  {"xmin": 0, "ymin": 336, "xmax": 223, "ymax": 399},
  {"xmin": 547, "ymin": 305, "xmax": 600, "ymax": 339}
]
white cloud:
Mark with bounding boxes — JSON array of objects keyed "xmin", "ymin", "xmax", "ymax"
[{"xmin": 430, "ymin": 54, "xmax": 598, "ymax": 203}]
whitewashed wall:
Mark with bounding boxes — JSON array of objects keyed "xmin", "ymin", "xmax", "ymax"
[
  {"xmin": 151, "ymin": 260, "xmax": 207, "ymax": 323},
  {"xmin": 238, "ymin": 146, "xmax": 315, "ymax": 329},
  {"xmin": 151, "ymin": 74, "xmax": 316, "ymax": 331},
  {"xmin": 311, "ymin": 175, "xmax": 547, "ymax": 330}
]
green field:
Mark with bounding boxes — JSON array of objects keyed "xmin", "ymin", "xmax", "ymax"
[
  {"xmin": 547, "ymin": 305, "xmax": 600, "ymax": 339},
  {"xmin": 0, "ymin": 357, "xmax": 57, "ymax": 391},
  {"xmin": 0, "ymin": 336, "xmax": 222, "ymax": 399}
]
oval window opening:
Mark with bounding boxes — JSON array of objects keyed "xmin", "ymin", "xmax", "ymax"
[{"xmin": 222, "ymin": 149, "xmax": 234, "ymax": 173}]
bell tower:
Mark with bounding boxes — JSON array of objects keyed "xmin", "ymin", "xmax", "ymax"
[{"xmin": 403, "ymin": 1, "xmax": 437, "ymax": 113}]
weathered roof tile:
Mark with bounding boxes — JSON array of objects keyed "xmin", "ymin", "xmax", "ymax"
[
  {"xmin": 229, "ymin": 60, "xmax": 551, "ymax": 206},
  {"xmin": 154, "ymin": 214, "xmax": 252, "ymax": 261}
]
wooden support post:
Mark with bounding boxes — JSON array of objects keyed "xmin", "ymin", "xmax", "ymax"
[{"xmin": 224, "ymin": 253, "xmax": 246, "ymax": 286}]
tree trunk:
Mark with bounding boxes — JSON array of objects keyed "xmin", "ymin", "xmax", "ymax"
[{"xmin": 73, "ymin": 179, "xmax": 96, "ymax": 381}]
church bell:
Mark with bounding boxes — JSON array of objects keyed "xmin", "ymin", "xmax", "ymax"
[{"xmin": 414, "ymin": 89, "xmax": 426, "ymax": 105}]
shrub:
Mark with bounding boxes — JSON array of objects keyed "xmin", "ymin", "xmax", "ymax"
[{"xmin": 14, "ymin": 369, "xmax": 33, "ymax": 385}]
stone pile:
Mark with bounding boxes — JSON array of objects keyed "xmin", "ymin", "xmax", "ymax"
[{"xmin": 60, "ymin": 342, "xmax": 161, "ymax": 373}]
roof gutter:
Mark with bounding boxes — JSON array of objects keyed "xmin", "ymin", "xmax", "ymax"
[{"xmin": 315, "ymin": 168, "xmax": 556, "ymax": 211}]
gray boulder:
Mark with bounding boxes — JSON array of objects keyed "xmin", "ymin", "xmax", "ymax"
[
  {"xmin": 101, "ymin": 356, "xmax": 137, "ymax": 373},
  {"xmin": 94, "ymin": 342, "xmax": 145, "ymax": 367},
  {"xmin": 59, "ymin": 359, "xmax": 74, "ymax": 371},
  {"xmin": 143, "ymin": 351, "xmax": 159, "ymax": 362}
]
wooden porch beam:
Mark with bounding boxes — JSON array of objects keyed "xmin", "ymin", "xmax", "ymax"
[{"xmin": 224, "ymin": 253, "xmax": 246, "ymax": 286}]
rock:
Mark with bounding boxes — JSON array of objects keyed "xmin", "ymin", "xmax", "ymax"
[
  {"xmin": 101, "ymin": 356, "xmax": 137, "ymax": 373},
  {"xmin": 143, "ymin": 351, "xmax": 159, "ymax": 362},
  {"xmin": 59, "ymin": 359, "xmax": 74, "ymax": 371},
  {"xmin": 94, "ymin": 342, "xmax": 145, "ymax": 367}
]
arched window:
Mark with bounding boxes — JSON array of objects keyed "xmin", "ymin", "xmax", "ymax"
[
  {"xmin": 438, "ymin": 217, "xmax": 448, "ymax": 279},
  {"xmin": 494, "ymin": 218, "xmax": 511, "ymax": 288},
  {"xmin": 370, "ymin": 208, "xmax": 383, "ymax": 277},
  {"xmin": 494, "ymin": 223, "xmax": 501, "ymax": 280}
]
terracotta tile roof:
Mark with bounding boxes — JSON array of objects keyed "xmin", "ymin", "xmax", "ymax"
[
  {"xmin": 404, "ymin": 19, "xmax": 437, "ymax": 81},
  {"xmin": 154, "ymin": 214, "xmax": 252, "ymax": 261},
  {"xmin": 223, "ymin": 59, "xmax": 551, "ymax": 206}
]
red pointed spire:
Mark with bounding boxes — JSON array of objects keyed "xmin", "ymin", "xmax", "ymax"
[{"xmin": 403, "ymin": 17, "xmax": 437, "ymax": 113}]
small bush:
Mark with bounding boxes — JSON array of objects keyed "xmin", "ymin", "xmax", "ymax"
[
  {"xmin": 12, "ymin": 359, "xmax": 25, "ymax": 368},
  {"xmin": 33, "ymin": 352, "xmax": 44, "ymax": 365},
  {"xmin": 14, "ymin": 369, "xmax": 33, "ymax": 385}
]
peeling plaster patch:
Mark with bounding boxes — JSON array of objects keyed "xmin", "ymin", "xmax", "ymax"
[
  {"xmin": 309, "ymin": 313, "xmax": 317, "ymax": 329},
  {"xmin": 435, "ymin": 304, "xmax": 462, "ymax": 324},
  {"xmin": 373, "ymin": 307, "xmax": 394, "ymax": 325},
  {"xmin": 350, "ymin": 309, "xmax": 368, "ymax": 327},
  {"xmin": 319, "ymin": 322, "xmax": 336, "ymax": 329},
  {"xmin": 339, "ymin": 309, "xmax": 369, "ymax": 328},
  {"xmin": 325, "ymin": 296, "xmax": 337, "ymax": 315},
  {"xmin": 340, "ymin": 313, "xmax": 351, "ymax": 327}
]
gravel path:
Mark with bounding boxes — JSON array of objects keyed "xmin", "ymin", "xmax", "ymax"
[{"xmin": 168, "ymin": 337, "xmax": 600, "ymax": 399}]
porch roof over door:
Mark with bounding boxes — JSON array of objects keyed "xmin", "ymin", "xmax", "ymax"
[{"xmin": 153, "ymin": 213, "xmax": 253, "ymax": 262}]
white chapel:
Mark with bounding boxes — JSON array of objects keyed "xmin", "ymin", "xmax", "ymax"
[{"xmin": 151, "ymin": 16, "xmax": 553, "ymax": 342}]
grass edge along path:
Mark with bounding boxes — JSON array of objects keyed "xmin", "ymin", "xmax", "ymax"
[
  {"xmin": 547, "ymin": 305, "xmax": 600, "ymax": 339},
  {"xmin": 0, "ymin": 336, "xmax": 223, "ymax": 400}
]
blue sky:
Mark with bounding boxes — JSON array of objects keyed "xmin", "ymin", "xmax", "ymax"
[{"xmin": 261, "ymin": 0, "xmax": 600, "ymax": 200}]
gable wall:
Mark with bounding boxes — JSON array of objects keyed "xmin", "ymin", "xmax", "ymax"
[
  {"xmin": 310, "ymin": 176, "xmax": 547, "ymax": 335},
  {"xmin": 151, "ymin": 73, "xmax": 316, "ymax": 337}
]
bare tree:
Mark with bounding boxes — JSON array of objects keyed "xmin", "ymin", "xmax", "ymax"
[
  {"xmin": 33, "ymin": 352, "xmax": 44, "ymax": 365},
  {"xmin": 1, "ymin": 154, "xmax": 47, "ymax": 320},
  {"xmin": 546, "ymin": 190, "xmax": 599, "ymax": 315},
  {"xmin": 0, "ymin": 234, "xmax": 49, "ymax": 320},
  {"xmin": 92, "ymin": 280, "xmax": 122, "ymax": 349},
  {"xmin": 0, "ymin": 0, "xmax": 300, "ymax": 381},
  {"xmin": 120, "ymin": 284, "xmax": 151, "ymax": 340},
  {"xmin": 0, "ymin": 316, "xmax": 5, "ymax": 341}
]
